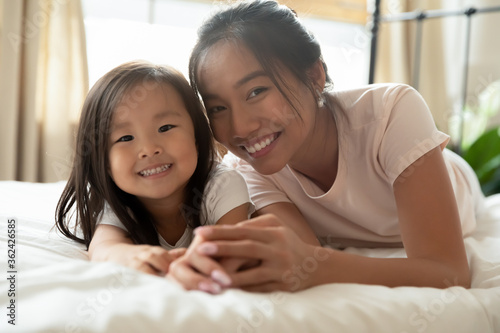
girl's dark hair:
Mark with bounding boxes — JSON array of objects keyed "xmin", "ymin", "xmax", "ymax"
[
  {"xmin": 189, "ymin": 0, "xmax": 333, "ymax": 109},
  {"xmin": 56, "ymin": 61, "xmax": 216, "ymax": 249}
]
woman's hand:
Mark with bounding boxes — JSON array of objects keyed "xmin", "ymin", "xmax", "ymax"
[
  {"xmin": 193, "ymin": 214, "xmax": 325, "ymax": 292},
  {"xmin": 167, "ymin": 203, "xmax": 253, "ymax": 293}
]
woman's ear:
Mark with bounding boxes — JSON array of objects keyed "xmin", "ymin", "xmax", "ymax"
[{"xmin": 307, "ymin": 59, "xmax": 327, "ymax": 91}]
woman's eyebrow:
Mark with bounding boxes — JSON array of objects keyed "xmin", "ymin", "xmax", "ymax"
[
  {"xmin": 234, "ymin": 70, "xmax": 267, "ymax": 89},
  {"xmin": 201, "ymin": 70, "xmax": 268, "ymax": 101}
]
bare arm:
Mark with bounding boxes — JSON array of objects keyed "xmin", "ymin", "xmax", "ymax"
[
  {"xmin": 256, "ymin": 202, "xmax": 320, "ymax": 246},
  {"xmin": 89, "ymin": 224, "xmax": 184, "ymax": 275},
  {"xmin": 88, "ymin": 224, "xmax": 133, "ymax": 261},
  {"xmin": 216, "ymin": 203, "xmax": 252, "ymax": 226},
  {"xmin": 194, "ymin": 147, "xmax": 470, "ymax": 291},
  {"xmin": 312, "ymin": 147, "xmax": 469, "ymax": 288}
]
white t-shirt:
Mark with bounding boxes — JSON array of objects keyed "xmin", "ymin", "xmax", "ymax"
[
  {"xmin": 226, "ymin": 84, "xmax": 484, "ymax": 248},
  {"xmin": 99, "ymin": 165, "xmax": 255, "ymax": 250}
]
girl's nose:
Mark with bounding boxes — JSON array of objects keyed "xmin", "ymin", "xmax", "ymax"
[{"xmin": 139, "ymin": 139, "xmax": 162, "ymax": 159}]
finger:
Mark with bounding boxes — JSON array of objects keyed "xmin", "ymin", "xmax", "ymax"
[
  {"xmin": 197, "ymin": 240, "xmax": 271, "ymax": 260},
  {"xmin": 237, "ymin": 214, "xmax": 283, "ymax": 228},
  {"xmin": 131, "ymin": 259, "xmax": 165, "ymax": 276},
  {"xmin": 186, "ymin": 250, "xmax": 229, "ymax": 278},
  {"xmin": 227, "ymin": 266, "xmax": 279, "ymax": 287},
  {"xmin": 136, "ymin": 247, "xmax": 173, "ymax": 274},
  {"xmin": 232, "ymin": 266, "xmax": 311, "ymax": 292},
  {"xmin": 241, "ymin": 282, "xmax": 285, "ymax": 293},
  {"xmin": 195, "ymin": 225, "xmax": 280, "ymax": 243},
  {"xmin": 168, "ymin": 260, "xmax": 224, "ymax": 294},
  {"xmin": 169, "ymin": 247, "xmax": 187, "ymax": 259},
  {"xmin": 219, "ymin": 257, "xmax": 249, "ymax": 273},
  {"xmin": 238, "ymin": 258, "xmax": 261, "ymax": 271}
]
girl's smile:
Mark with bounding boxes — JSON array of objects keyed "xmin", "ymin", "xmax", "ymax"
[{"xmin": 137, "ymin": 163, "xmax": 172, "ymax": 178}]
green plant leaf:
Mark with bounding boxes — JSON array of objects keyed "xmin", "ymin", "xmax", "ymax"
[
  {"xmin": 463, "ymin": 126, "xmax": 500, "ymax": 195},
  {"xmin": 482, "ymin": 167, "xmax": 500, "ymax": 196}
]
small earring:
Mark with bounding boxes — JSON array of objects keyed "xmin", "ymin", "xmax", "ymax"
[{"xmin": 316, "ymin": 89, "xmax": 325, "ymax": 108}]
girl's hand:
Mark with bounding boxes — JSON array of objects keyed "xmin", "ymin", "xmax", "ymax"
[
  {"xmin": 167, "ymin": 234, "xmax": 233, "ymax": 294},
  {"xmin": 108, "ymin": 244, "xmax": 186, "ymax": 276},
  {"xmin": 89, "ymin": 225, "xmax": 186, "ymax": 276},
  {"xmin": 193, "ymin": 214, "xmax": 323, "ymax": 292}
]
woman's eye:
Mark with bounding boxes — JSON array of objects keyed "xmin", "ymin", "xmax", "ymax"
[
  {"xmin": 248, "ymin": 87, "xmax": 267, "ymax": 99},
  {"xmin": 159, "ymin": 124, "xmax": 175, "ymax": 132},
  {"xmin": 207, "ymin": 106, "xmax": 226, "ymax": 116},
  {"xmin": 117, "ymin": 135, "xmax": 133, "ymax": 142}
]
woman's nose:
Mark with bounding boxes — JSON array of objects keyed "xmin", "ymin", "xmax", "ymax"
[{"xmin": 230, "ymin": 106, "xmax": 260, "ymax": 139}]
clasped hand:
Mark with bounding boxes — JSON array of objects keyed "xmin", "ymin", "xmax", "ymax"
[{"xmin": 167, "ymin": 214, "xmax": 321, "ymax": 293}]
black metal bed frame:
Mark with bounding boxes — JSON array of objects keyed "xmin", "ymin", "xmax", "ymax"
[{"xmin": 368, "ymin": 1, "xmax": 500, "ymax": 153}]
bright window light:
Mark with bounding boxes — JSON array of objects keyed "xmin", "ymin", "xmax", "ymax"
[{"xmin": 83, "ymin": 0, "xmax": 369, "ymax": 89}]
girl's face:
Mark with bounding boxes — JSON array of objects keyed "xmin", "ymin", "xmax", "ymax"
[
  {"xmin": 197, "ymin": 41, "xmax": 318, "ymax": 175},
  {"xmin": 108, "ymin": 83, "xmax": 198, "ymax": 206}
]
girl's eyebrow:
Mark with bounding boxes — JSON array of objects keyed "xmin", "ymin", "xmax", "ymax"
[
  {"xmin": 110, "ymin": 120, "xmax": 130, "ymax": 132},
  {"xmin": 154, "ymin": 110, "xmax": 182, "ymax": 120},
  {"xmin": 111, "ymin": 111, "xmax": 182, "ymax": 132}
]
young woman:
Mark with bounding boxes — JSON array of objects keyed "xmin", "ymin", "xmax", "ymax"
[
  {"xmin": 170, "ymin": 0, "xmax": 485, "ymax": 292},
  {"xmin": 56, "ymin": 61, "xmax": 256, "ymax": 293}
]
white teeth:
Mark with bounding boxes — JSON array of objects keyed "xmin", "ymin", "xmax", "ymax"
[
  {"xmin": 244, "ymin": 135, "xmax": 276, "ymax": 154},
  {"xmin": 139, "ymin": 164, "xmax": 171, "ymax": 177}
]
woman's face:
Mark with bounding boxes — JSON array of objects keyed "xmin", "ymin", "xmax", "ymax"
[{"xmin": 196, "ymin": 41, "xmax": 318, "ymax": 175}]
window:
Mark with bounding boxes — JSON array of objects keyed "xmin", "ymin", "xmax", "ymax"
[{"xmin": 83, "ymin": 0, "xmax": 370, "ymax": 89}]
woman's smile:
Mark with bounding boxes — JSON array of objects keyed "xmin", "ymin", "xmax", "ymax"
[{"xmin": 240, "ymin": 132, "xmax": 281, "ymax": 157}]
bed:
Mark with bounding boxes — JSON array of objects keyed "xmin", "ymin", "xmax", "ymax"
[
  {"xmin": 1, "ymin": 180, "xmax": 499, "ymax": 332},
  {"xmin": 2, "ymin": 0, "xmax": 500, "ymax": 331}
]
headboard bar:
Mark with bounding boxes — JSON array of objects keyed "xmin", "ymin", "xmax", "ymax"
[{"xmin": 368, "ymin": 4, "xmax": 500, "ymax": 153}]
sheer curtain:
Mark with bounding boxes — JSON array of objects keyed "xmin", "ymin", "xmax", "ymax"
[
  {"xmin": 0, "ymin": 0, "xmax": 88, "ymax": 182},
  {"xmin": 374, "ymin": 0, "xmax": 500, "ymax": 139},
  {"xmin": 374, "ymin": 0, "xmax": 449, "ymax": 132}
]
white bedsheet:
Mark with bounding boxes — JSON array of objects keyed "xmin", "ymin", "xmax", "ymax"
[{"xmin": 0, "ymin": 180, "xmax": 499, "ymax": 333}]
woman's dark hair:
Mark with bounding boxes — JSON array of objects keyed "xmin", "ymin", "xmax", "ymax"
[
  {"xmin": 56, "ymin": 60, "xmax": 216, "ymax": 249},
  {"xmin": 189, "ymin": 0, "xmax": 333, "ymax": 110}
]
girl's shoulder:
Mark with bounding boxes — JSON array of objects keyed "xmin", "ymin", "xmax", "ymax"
[
  {"xmin": 201, "ymin": 161, "xmax": 255, "ymax": 224},
  {"xmin": 207, "ymin": 161, "xmax": 248, "ymax": 192}
]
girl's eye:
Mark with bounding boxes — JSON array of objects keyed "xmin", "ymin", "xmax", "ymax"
[
  {"xmin": 159, "ymin": 124, "xmax": 175, "ymax": 132},
  {"xmin": 117, "ymin": 135, "xmax": 133, "ymax": 143},
  {"xmin": 248, "ymin": 87, "xmax": 267, "ymax": 99}
]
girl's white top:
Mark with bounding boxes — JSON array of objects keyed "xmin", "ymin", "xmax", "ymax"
[{"xmin": 99, "ymin": 164, "xmax": 254, "ymax": 249}]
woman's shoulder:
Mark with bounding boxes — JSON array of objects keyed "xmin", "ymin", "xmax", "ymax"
[
  {"xmin": 332, "ymin": 83, "xmax": 418, "ymax": 108},
  {"xmin": 330, "ymin": 83, "xmax": 422, "ymax": 127}
]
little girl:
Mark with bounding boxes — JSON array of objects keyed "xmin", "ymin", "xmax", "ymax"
[{"xmin": 56, "ymin": 61, "xmax": 254, "ymax": 290}]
